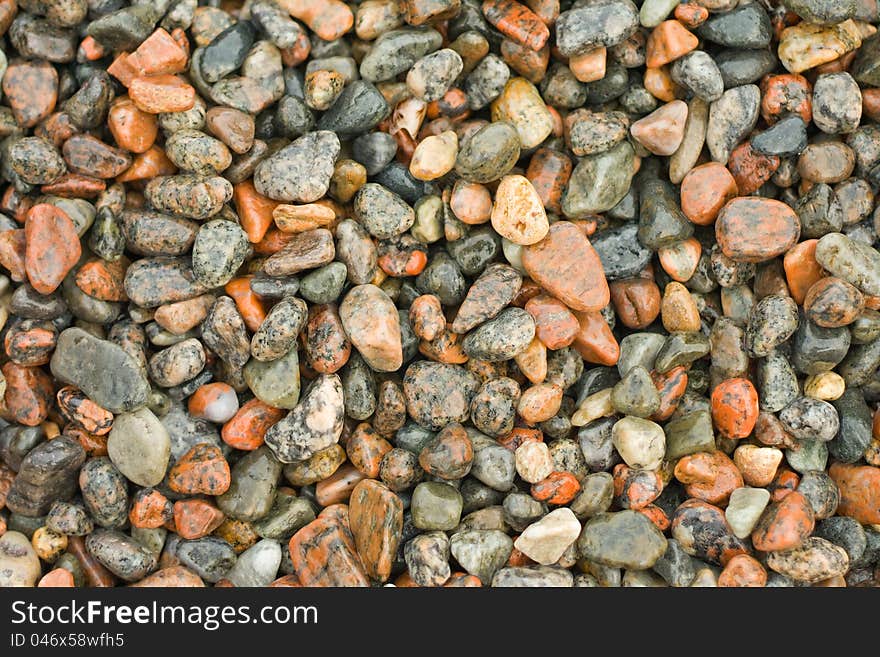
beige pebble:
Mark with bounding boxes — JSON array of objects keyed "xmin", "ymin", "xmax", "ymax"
[
  {"xmin": 409, "ymin": 131, "xmax": 458, "ymax": 181},
  {"xmin": 490, "ymin": 175, "xmax": 549, "ymax": 246},
  {"xmin": 803, "ymin": 371, "xmax": 845, "ymax": 401}
]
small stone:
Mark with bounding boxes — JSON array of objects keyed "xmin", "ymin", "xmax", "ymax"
[
  {"xmin": 725, "ymin": 487, "xmax": 771, "ymax": 540},
  {"xmin": 515, "ymin": 508, "xmax": 581, "ymax": 566},
  {"xmin": 449, "ymin": 529, "xmax": 512, "ymax": 584},
  {"xmin": 254, "ymin": 131, "xmax": 340, "ymax": 202},
  {"xmin": 577, "ymin": 510, "xmax": 667, "ymax": 569},
  {"xmin": 86, "ymin": 529, "xmax": 157, "ymax": 582},
  {"xmin": 339, "ymin": 284, "xmax": 403, "ymax": 372},
  {"xmin": 490, "ymin": 175, "xmax": 549, "ymax": 246},
  {"xmin": 264, "ymin": 374, "xmax": 343, "ymax": 463},
  {"xmin": 411, "ymin": 481, "xmax": 463, "ymax": 531},
  {"xmin": 522, "ymin": 221, "xmax": 609, "ymax": 312},
  {"xmin": 611, "ymin": 416, "xmax": 665, "ymax": 470},
  {"xmin": 107, "ymin": 408, "xmax": 171, "ymax": 487},
  {"xmin": 706, "ymin": 85, "xmax": 760, "ymax": 164},
  {"xmin": 630, "ymin": 100, "xmax": 687, "ymax": 156},
  {"xmin": 353, "ymin": 183, "xmax": 414, "ymax": 239},
  {"xmin": 555, "ymin": 1, "xmax": 639, "ymax": 57},
  {"xmin": 217, "ymin": 446, "xmax": 282, "ymax": 522},
  {"xmin": 766, "ymin": 537, "xmax": 849, "ymax": 584},
  {"xmin": 223, "ymin": 539, "xmax": 281, "ymax": 587}
]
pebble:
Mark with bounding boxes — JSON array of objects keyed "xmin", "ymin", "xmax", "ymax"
[
  {"xmin": 449, "ymin": 529, "xmax": 512, "ymax": 584},
  {"xmin": 411, "ymin": 481, "xmax": 463, "ymax": 531},
  {"xmin": 706, "ymin": 85, "xmax": 760, "ymax": 164},
  {"xmin": 726, "ymin": 487, "xmax": 771, "ymax": 539},
  {"xmin": 264, "ymin": 374, "xmax": 343, "ymax": 463},
  {"xmin": 630, "ymin": 100, "xmax": 688, "ymax": 156},
  {"xmin": 577, "ymin": 510, "xmax": 667, "ymax": 569},
  {"xmin": 254, "ymin": 131, "xmax": 339, "ymax": 202},
  {"xmin": 490, "ymin": 175, "xmax": 548, "ymax": 245},
  {"xmin": 340, "ymin": 284, "xmax": 403, "ymax": 372},
  {"xmin": 514, "ymin": 508, "xmax": 581, "ymax": 566},
  {"xmin": 522, "ymin": 221, "xmax": 609, "ymax": 312},
  {"xmin": 766, "ymin": 537, "xmax": 849, "ymax": 583},
  {"xmin": 107, "ymin": 408, "xmax": 170, "ymax": 487},
  {"xmin": 0, "ymin": 531, "xmax": 42, "ymax": 587}
]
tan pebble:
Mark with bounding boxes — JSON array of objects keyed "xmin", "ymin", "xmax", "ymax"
[
  {"xmin": 514, "ymin": 337, "xmax": 547, "ymax": 385},
  {"xmin": 803, "ymin": 371, "xmax": 845, "ymax": 401},
  {"xmin": 571, "ymin": 387, "xmax": 615, "ymax": 427},
  {"xmin": 661, "ymin": 281, "xmax": 701, "ymax": 332},
  {"xmin": 409, "ymin": 131, "xmax": 458, "ymax": 181},
  {"xmin": 273, "ymin": 203, "xmax": 336, "ymax": 233},
  {"xmin": 490, "ymin": 175, "xmax": 549, "ymax": 246},
  {"xmin": 517, "ymin": 383, "xmax": 563, "ymax": 424},
  {"xmin": 733, "ymin": 444, "xmax": 783, "ymax": 488}
]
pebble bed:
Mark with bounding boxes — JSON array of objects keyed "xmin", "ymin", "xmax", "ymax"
[{"xmin": 0, "ymin": 0, "xmax": 878, "ymax": 589}]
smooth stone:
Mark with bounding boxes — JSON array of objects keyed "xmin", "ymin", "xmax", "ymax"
[
  {"xmin": 216, "ymin": 446, "xmax": 282, "ymax": 522},
  {"xmin": 86, "ymin": 529, "xmax": 157, "ymax": 582},
  {"xmin": 514, "ymin": 508, "xmax": 581, "ymax": 566},
  {"xmin": 664, "ymin": 410, "xmax": 715, "ymax": 460},
  {"xmin": 652, "ymin": 538, "xmax": 696, "ymax": 587},
  {"xmin": 449, "ymin": 529, "xmax": 513, "ymax": 584},
  {"xmin": 107, "ymin": 408, "xmax": 171, "ymax": 487},
  {"xmin": 562, "ymin": 140, "xmax": 635, "ymax": 217},
  {"xmin": 555, "ymin": 0, "xmax": 639, "ymax": 57},
  {"xmin": 175, "ymin": 537, "xmax": 237, "ymax": 583},
  {"xmin": 577, "ymin": 510, "xmax": 667, "ymax": 569},
  {"xmin": 253, "ymin": 130, "xmax": 340, "ymax": 202},
  {"xmin": 829, "ymin": 388, "xmax": 873, "ymax": 463},
  {"xmin": 50, "ymin": 327, "xmax": 150, "ymax": 413},
  {"xmin": 751, "ymin": 115, "xmax": 808, "ymax": 157},
  {"xmin": 0, "ymin": 532, "xmax": 41, "ymax": 587},
  {"xmin": 454, "ymin": 121, "xmax": 520, "ymax": 184},
  {"xmin": 462, "ymin": 307, "xmax": 535, "ymax": 361},
  {"xmin": 298, "ymin": 263, "xmax": 346, "ymax": 304},
  {"xmin": 766, "ymin": 537, "xmax": 849, "ymax": 584},
  {"xmin": 339, "ymin": 284, "xmax": 403, "ymax": 372},
  {"xmin": 411, "ymin": 482, "xmax": 463, "ymax": 531},
  {"xmin": 815, "ymin": 232, "xmax": 880, "ymax": 296},
  {"xmin": 223, "ymin": 539, "xmax": 282, "ymax": 587},
  {"xmin": 192, "ymin": 220, "xmax": 251, "ymax": 288},
  {"xmin": 706, "ymin": 84, "xmax": 760, "ymax": 163},
  {"xmin": 725, "ymin": 487, "xmax": 771, "ymax": 539},
  {"xmin": 591, "ymin": 222, "xmax": 653, "ymax": 281},
  {"xmin": 697, "ymin": 3, "xmax": 772, "ymax": 49},
  {"xmin": 359, "ymin": 28, "xmax": 443, "ymax": 82},
  {"xmin": 492, "ymin": 565, "xmax": 574, "ymax": 587},
  {"xmin": 243, "ymin": 345, "xmax": 300, "ymax": 409},
  {"xmin": 611, "ymin": 416, "xmax": 666, "ymax": 470}
]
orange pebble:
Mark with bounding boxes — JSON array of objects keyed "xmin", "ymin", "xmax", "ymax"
[
  {"xmin": 173, "ymin": 499, "xmax": 225, "ymax": 539},
  {"xmin": 188, "ymin": 382, "xmax": 239, "ymax": 424},
  {"xmin": 450, "ymin": 180, "xmax": 493, "ymax": 224},
  {"xmin": 38, "ymin": 568, "xmax": 75, "ymax": 587},
  {"xmin": 531, "ymin": 471, "xmax": 581, "ymax": 505},
  {"xmin": 108, "ymin": 97, "xmax": 158, "ymax": 154},
  {"xmin": 571, "ymin": 309, "xmax": 619, "ymax": 366},
  {"xmin": 234, "ymin": 180, "xmax": 279, "ymax": 244},
  {"xmin": 645, "ymin": 20, "xmax": 698, "ymax": 68},
  {"xmin": 783, "ymin": 239, "xmax": 825, "ymax": 305},
  {"xmin": 711, "ymin": 378, "xmax": 759, "ymax": 439},
  {"xmin": 225, "ymin": 276, "xmax": 267, "ymax": 333},
  {"xmin": 222, "ymin": 398, "xmax": 286, "ymax": 451},
  {"xmin": 718, "ymin": 554, "xmax": 767, "ymax": 587}
]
